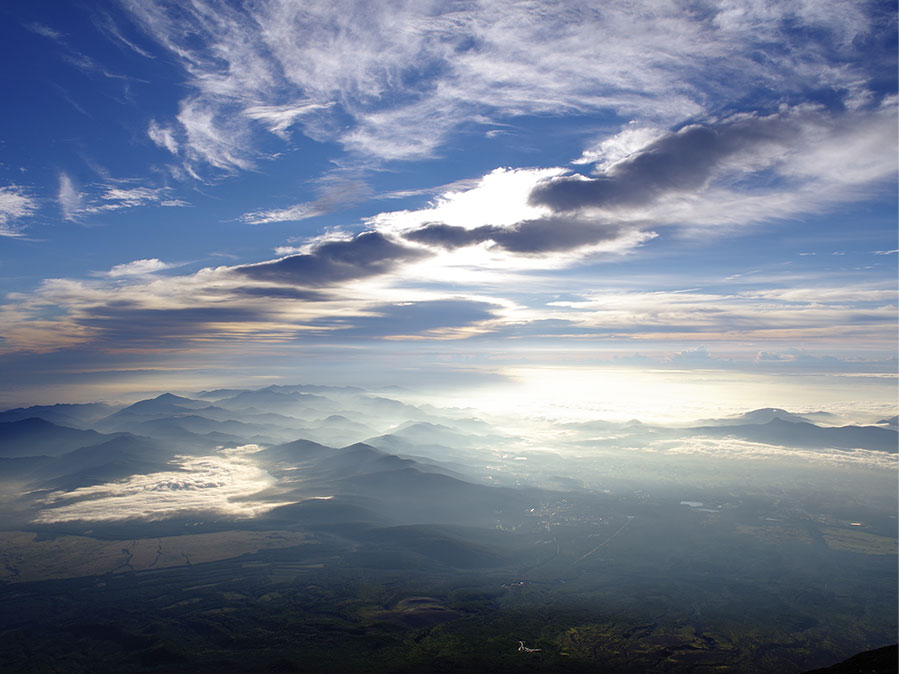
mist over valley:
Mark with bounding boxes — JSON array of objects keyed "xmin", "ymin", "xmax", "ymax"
[{"xmin": 0, "ymin": 384, "xmax": 895, "ymax": 673}]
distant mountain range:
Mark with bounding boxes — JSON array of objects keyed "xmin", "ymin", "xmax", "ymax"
[
  {"xmin": 0, "ymin": 418, "xmax": 114, "ymax": 457},
  {"xmin": 876, "ymin": 415, "xmax": 899, "ymax": 430},
  {"xmin": 687, "ymin": 417, "xmax": 898, "ymax": 453},
  {"xmin": 557, "ymin": 407, "xmax": 898, "ymax": 455},
  {"xmin": 0, "ymin": 402, "xmax": 119, "ymax": 429},
  {"xmin": 0, "ymin": 385, "xmax": 894, "ymax": 675},
  {"xmin": 35, "ymin": 435, "xmax": 175, "ymax": 491},
  {"xmin": 0, "ymin": 431, "xmax": 175, "ymax": 495},
  {"xmin": 0, "ymin": 388, "xmax": 895, "ymax": 533},
  {"xmin": 697, "ymin": 407, "xmax": 838, "ymax": 426},
  {"xmin": 255, "ymin": 439, "xmax": 526, "ymax": 527}
]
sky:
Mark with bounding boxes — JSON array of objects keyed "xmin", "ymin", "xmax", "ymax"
[{"xmin": 0, "ymin": 0, "xmax": 897, "ymax": 420}]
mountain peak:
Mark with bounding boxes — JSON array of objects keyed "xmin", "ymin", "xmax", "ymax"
[{"xmin": 153, "ymin": 393, "xmax": 191, "ymax": 402}]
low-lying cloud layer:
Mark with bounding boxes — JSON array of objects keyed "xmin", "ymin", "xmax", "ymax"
[
  {"xmin": 34, "ymin": 446, "xmax": 291, "ymax": 523},
  {"xmin": 642, "ymin": 437, "xmax": 898, "ymax": 471}
]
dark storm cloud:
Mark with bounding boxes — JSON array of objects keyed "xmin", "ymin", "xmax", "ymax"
[
  {"xmin": 228, "ymin": 286, "xmax": 329, "ymax": 301},
  {"xmin": 529, "ymin": 113, "xmax": 795, "ymax": 211},
  {"xmin": 491, "ymin": 218, "xmax": 629, "ymax": 253},
  {"xmin": 404, "ymin": 222, "xmax": 490, "ymax": 249},
  {"xmin": 83, "ymin": 306, "xmax": 273, "ymax": 345},
  {"xmin": 237, "ymin": 232, "xmax": 427, "ymax": 286},
  {"xmin": 403, "ymin": 217, "xmax": 629, "ymax": 253}
]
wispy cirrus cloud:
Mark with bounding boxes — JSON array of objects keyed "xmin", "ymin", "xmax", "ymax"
[
  {"xmin": 542, "ymin": 287, "xmax": 898, "ymax": 345},
  {"xmin": 55, "ymin": 177, "xmax": 188, "ymax": 221},
  {"xmin": 147, "ymin": 119, "xmax": 179, "ymax": 155},
  {"xmin": 242, "ymin": 203, "xmax": 325, "ymax": 225},
  {"xmin": 122, "ymin": 0, "xmax": 892, "ymax": 173},
  {"xmin": 28, "ymin": 19, "xmax": 142, "ymax": 84},
  {"xmin": 25, "ymin": 22, "xmax": 63, "ymax": 41},
  {"xmin": 175, "ymin": 97, "xmax": 255, "ymax": 176},
  {"xmin": 91, "ymin": 9, "xmax": 156, "ymax": 59},
  {"xmin": 242, "ymin": 175, "xmax": 372, "ymax": 224},
  {"xmin": 57, "ymin": 173, "xmax": 84, "ymax": 222},
  {"xmin": 608, "ymin": 346, "xmax": 899, "ymax": 377},
  {"xmin": 89, "ymin": 185, "xmax": 189, "ymax": 212},
  {"xmin": 244, "ymin": 101, "xmax": 334, "ymax": 139}
]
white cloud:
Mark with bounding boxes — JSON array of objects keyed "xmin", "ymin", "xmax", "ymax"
[
  {"xmin": 712, "ymin": 0, "xmax": 868, "ymax": 49},
  {"xmin": 0, "ymin": 186, "xmax": 38, "ymax": 237},
  {"xmin": 273, "ymin": 245, "xmax": 305, "ymax": 256},
  {"xmin": 100, "ymin": 258, "xmax": 175, "ymax": 278},
  {"xmin": 379, "ymin": 176, "xmax": 484, "ymax": 200},
  {"xmin": 573, "ymin": 122, "xmax": 665, "ymax": 169},
  {"xmin": 176, "ymin": 98, "xmax": 254, "ymax": 175},
  {"xmin": 148, "ymin": 119, "xmax": 179, "ymax": 154},
  {"xmin": 274, "ymin": 226, "xmax": 353, "ymax": 254},
  {"xmin": 243, "ymin": 203, "xmax": 325, "ymax": 224},
  {"xmin": 57, "ymin": 173, "xmax": 84, "ymax": 221},
  {"xmin": 369, "ymin": 167, "xmax": 562, "ymax": 235},
  {"xmin": 90, "ymin": 185, "xmax": 188, "ymax": 212},
  {"xmin": 245, "ymin": 101, "xmax": 333, "ymax": 138}
]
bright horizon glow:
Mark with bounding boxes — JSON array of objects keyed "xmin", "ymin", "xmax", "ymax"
[{"xmin": 405, "ymin": 367, "xmax": 899, "ymax": 427}]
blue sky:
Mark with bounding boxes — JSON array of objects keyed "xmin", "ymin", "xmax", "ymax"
[{"xmin": 0, "ymin": 0, "xmax": 896, "ymax": 416}]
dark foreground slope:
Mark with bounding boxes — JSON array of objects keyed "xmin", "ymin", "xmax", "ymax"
[
  {"xmin": 0, "ymin": 478, "xmax": 895, "ymax": 674},
  {"xmin": 809, "ymin": 644, "xmax": 899, "ymax": 673}
]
